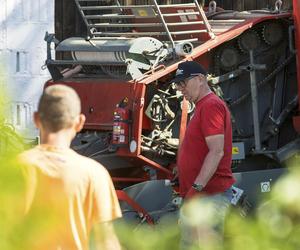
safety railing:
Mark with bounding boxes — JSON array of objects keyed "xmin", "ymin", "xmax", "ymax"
[{"xmin": 74, "ymin": 0, "xmax": 215, "ymax": 48}]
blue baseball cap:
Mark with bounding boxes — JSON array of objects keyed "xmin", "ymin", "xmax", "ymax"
[{"xmin": 171, "ymin": 61, "xmax": 207, "ymax": 83}]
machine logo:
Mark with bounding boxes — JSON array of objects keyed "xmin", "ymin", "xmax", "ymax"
[
  {"xmin": 260, "ymin": 182, "xmax": 271, "ymax": 192},
  {"xmin": 176, "ymin": 69, "xmax": 184, "ymax": 75}
]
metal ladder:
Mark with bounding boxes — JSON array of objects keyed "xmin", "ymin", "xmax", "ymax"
[{"xmin": 74, "ymin": 0, "xmax": 215, "ymax": 47}]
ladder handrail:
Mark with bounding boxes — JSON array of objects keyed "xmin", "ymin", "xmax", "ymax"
[
  {"xmin": 74, "ymin": 0, "xmax": 92, "ymax": 36},
  {"xmin": 152, "ymin": 0, "xmax": 175, "ymax": 49},
  {"xmin": 88, "ymin": 21, "xmax": 205, "ymax": 28},
  {"xmin": 194, "ymin": 0, "xmax": 215, "ymax": 39}
]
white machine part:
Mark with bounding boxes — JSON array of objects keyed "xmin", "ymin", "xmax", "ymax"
[
  {"xmin": 55, "ymin": 36, "xmax": 193, "ymax": 79},
  {"xmin": 174, "ymin": 42, "xmax": 193, "ymax": 57},
  {"xmin": 56, "ymin": 36, "xmax": 171, "ymax": 79}
]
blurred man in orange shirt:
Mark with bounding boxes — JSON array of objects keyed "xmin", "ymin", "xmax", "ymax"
[{"xmin": 19, "ymin": 84, "xmax": 122, "ymax": 250}]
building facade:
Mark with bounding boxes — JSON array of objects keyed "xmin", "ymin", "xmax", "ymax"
[{"xmin": 0, "ymin": 0, "xmax": 54, "ymax": 135}]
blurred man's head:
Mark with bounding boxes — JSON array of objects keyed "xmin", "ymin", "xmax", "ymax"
[{"xmin": 35, "ymin": 85, "xmax": 85, "ymax": 134}]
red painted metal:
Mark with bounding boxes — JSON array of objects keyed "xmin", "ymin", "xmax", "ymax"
[
  {"xmin": 46, "ymin": 80, "xmax": 133, "ymax": 130},
  {"xmin": 112, "ymin": 177, "xmax": 148, "ymax": 183},
  {"xmin": 293, "ymin": 0, "xmax": 300, "ymax": 133},
  {"xmin": 137, "ymin": 154, "xmax": 173, "ymax": 176},
  {"xmin": 116, "ymin": 190, "xmax": 154, "ymax": 225},
  {"xmin": 138, "ymin": 13, "xmax": 291, "ymax": 85}
]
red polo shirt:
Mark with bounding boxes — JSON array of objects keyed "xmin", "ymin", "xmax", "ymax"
[{"xmin": 178, "ymin": 93, "xmax": 235, "ymax": 197}]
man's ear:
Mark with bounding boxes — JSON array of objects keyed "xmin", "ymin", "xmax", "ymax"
[
  {"xmin": 33, "ymin": 112, "xmax": 42, "ymax": 129},
  {"xmin": 75, "ymin": 114, "xmax": 86, "ymax": 132}
]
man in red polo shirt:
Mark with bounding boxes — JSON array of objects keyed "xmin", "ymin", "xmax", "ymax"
[{"xmin": 172, "ymin": 61, "xmax": 235, "ymax": 249}]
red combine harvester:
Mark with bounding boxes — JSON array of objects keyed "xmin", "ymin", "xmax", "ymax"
[{"xmin": 44, "ymin": 0, "xmax": 300, "ymax": 224}]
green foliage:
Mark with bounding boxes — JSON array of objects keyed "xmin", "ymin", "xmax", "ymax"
[
  {"xmin": 225, "ymin": 167, "xmax": 300, "ymax": 250},
  {"xmin": 114, "ymin": 219, "xmax": 180, "ymax": 250},
  {"xmin": 0, "ymin": 72, "xmax": 25, "ymax": 158},
  {"xmin": 0, "ymin": 155, "xmax": 26, "ymax": 250},
  {"xmin": 0, "ymin": 123, "xmax": 25, "ymax": 158},
  {"xmin": 0, "ymin": 73, "xmax": 33, "ymax": 249}
]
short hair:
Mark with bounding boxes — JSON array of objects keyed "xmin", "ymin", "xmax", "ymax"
[{"xmin": 37, "ymin": 84, "xmax": 81, "ymax": 132}]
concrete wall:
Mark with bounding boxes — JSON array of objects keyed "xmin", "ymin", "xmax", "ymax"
[{"xmin": 0, "ymin": 0, "xmax": 54, "ymax": 135}]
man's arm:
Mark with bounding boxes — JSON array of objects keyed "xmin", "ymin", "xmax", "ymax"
[
  {"xmin": 194, "ymin": 134, "xmax": 224, "ymax": 187},
  {"xmin": 91, "ymin": 166, "xmax": 123, "ymax": 249},
  {"xmin": 18, "ymin": 156, "xmax": 37, "ymax": 214},
  {"xmin": 92, "ymin": 221, "xmax": 121, "ymax": 250}
]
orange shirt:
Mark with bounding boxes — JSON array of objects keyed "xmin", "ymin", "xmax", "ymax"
[{"xmin": 18, "ymin": 144, "xmax": 122, "ymax": 250}]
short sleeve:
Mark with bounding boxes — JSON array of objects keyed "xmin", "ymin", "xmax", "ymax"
[
  {"xmin": 200, "ymin": 102, "xmax": 225, "ymax": 137},
  {"xmin": 17, "ymin": 154, "xmax": 37, "ymax": 214},
  {"xmin": 92, "ymin": 167, "xmax": 122, "ymax": 224}
]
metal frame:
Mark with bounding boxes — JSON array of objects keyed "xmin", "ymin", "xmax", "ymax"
[
  {"xmin": 73, "ymin": 0, "xmax": 214, "ymax": 44},
  {"xmin": 46, "ymin": 8, "xmax": 294, "ymax": 184},
  {"xmin": 116, "ymin": 190, "xmax": 154, "ymax": 225},
  {"xmin": 239, "ymin": 51, "xmax": 266, "ymax": 152}
]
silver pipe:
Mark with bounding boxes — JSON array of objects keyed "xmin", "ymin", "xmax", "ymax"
[
  {"xmin": 89, "ymin": 21, "xmax": 204, "ymax": 28},
  {"xmin": 175, "ymin": 38, "xmax": 199, "ymax": 43},
  {"xmin": 92, "ymin": 31, "xmax": 168, "ymax": 36},
  {"xmin": 163, "ymin": 12, "xmax": 199, "ymax": 17},
  {"xmin": 89, "ymin": 23, "xmax": 163, "ymax": 28},
  {"xmin": 171, "ymin": 30, "xmax": 207, "ymax": 35},
  {"xmin": 48, "ymin": 59, "xmax": 126, "ymax": 65},
  {"xmin": 86, "ymin": 15, "xmax": 136, "ymax": 19},
  {"xmin": 249, "ymin": 50, "xmax": 262, "ymax": 151},
  {"xmin": 80, "ymin": 3, "xmax": 196, "ymax": 10}
]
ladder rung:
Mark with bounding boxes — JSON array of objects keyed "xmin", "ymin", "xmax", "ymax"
[
  {"xmin": 159, "ymin": 3, "xmax": 196, "ymax": 8},
  {"xmin": 48, "ymin": 60, "xmax": 126, "ymax": 66},
  {"xmin": 89, "ymin": 21, "xmax": 204, "ymax": 28},
  {"xmin": 92, "ymin": 29, "xmax": 207, "ymax": 37},
  {"xmin": 89, "ymin": 37, "xmax": 132, "ymax": 40},
  {"xmin": 85, "ymin": 14, "xmax": 136, "ymax": 19},
  {"xmin": 167, "ymin": 21, "xmax": 204, "ymax": 26},
  {"xmin": 92, "ymin": 31, "xmax": 168, "ymax": 36},
  {"xmin": 78, "ymin": 0, "xmax": 196, "ymax": 6},
  {"xmin": 174, "ymin": 38, "xmax": 199, "ymax": 43},
  {"xmin": 89, "ymin": 23, "xmax": 163, "ymax": 28},
  {"xmin": 170, "ymin": 30, "xmax": 207, "ymax": 35},
  {"xmin": 80, "ymin": 4, "xmax": 195, "ymax": 10},
  {"xmin": 77, "ymin": 0, "xmax": 112, "ymax": 1},
  {"xmin": 81, "ymin": 5, "xmax": 153, "ymax": 10},
  {"xmin": 162, "ymin": 12, "xmax": 199, "ymax": 17}
]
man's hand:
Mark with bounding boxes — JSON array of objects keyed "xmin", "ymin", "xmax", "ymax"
[
  {"xmin": 171, "ymin": 166, "xmax": 180, "ymax": 186},
  {"xmin": 172, "ymin": 166, "xmax": 178, "ymax": 180}
]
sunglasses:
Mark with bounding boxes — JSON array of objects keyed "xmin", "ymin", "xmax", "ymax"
[
  {"xmin": 176, "ymin": 80, "xmax": 187, "ymax": 89},
  {"xmin": 175, "ymin": 74, "xmax": 202, "ymax": 89}
]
